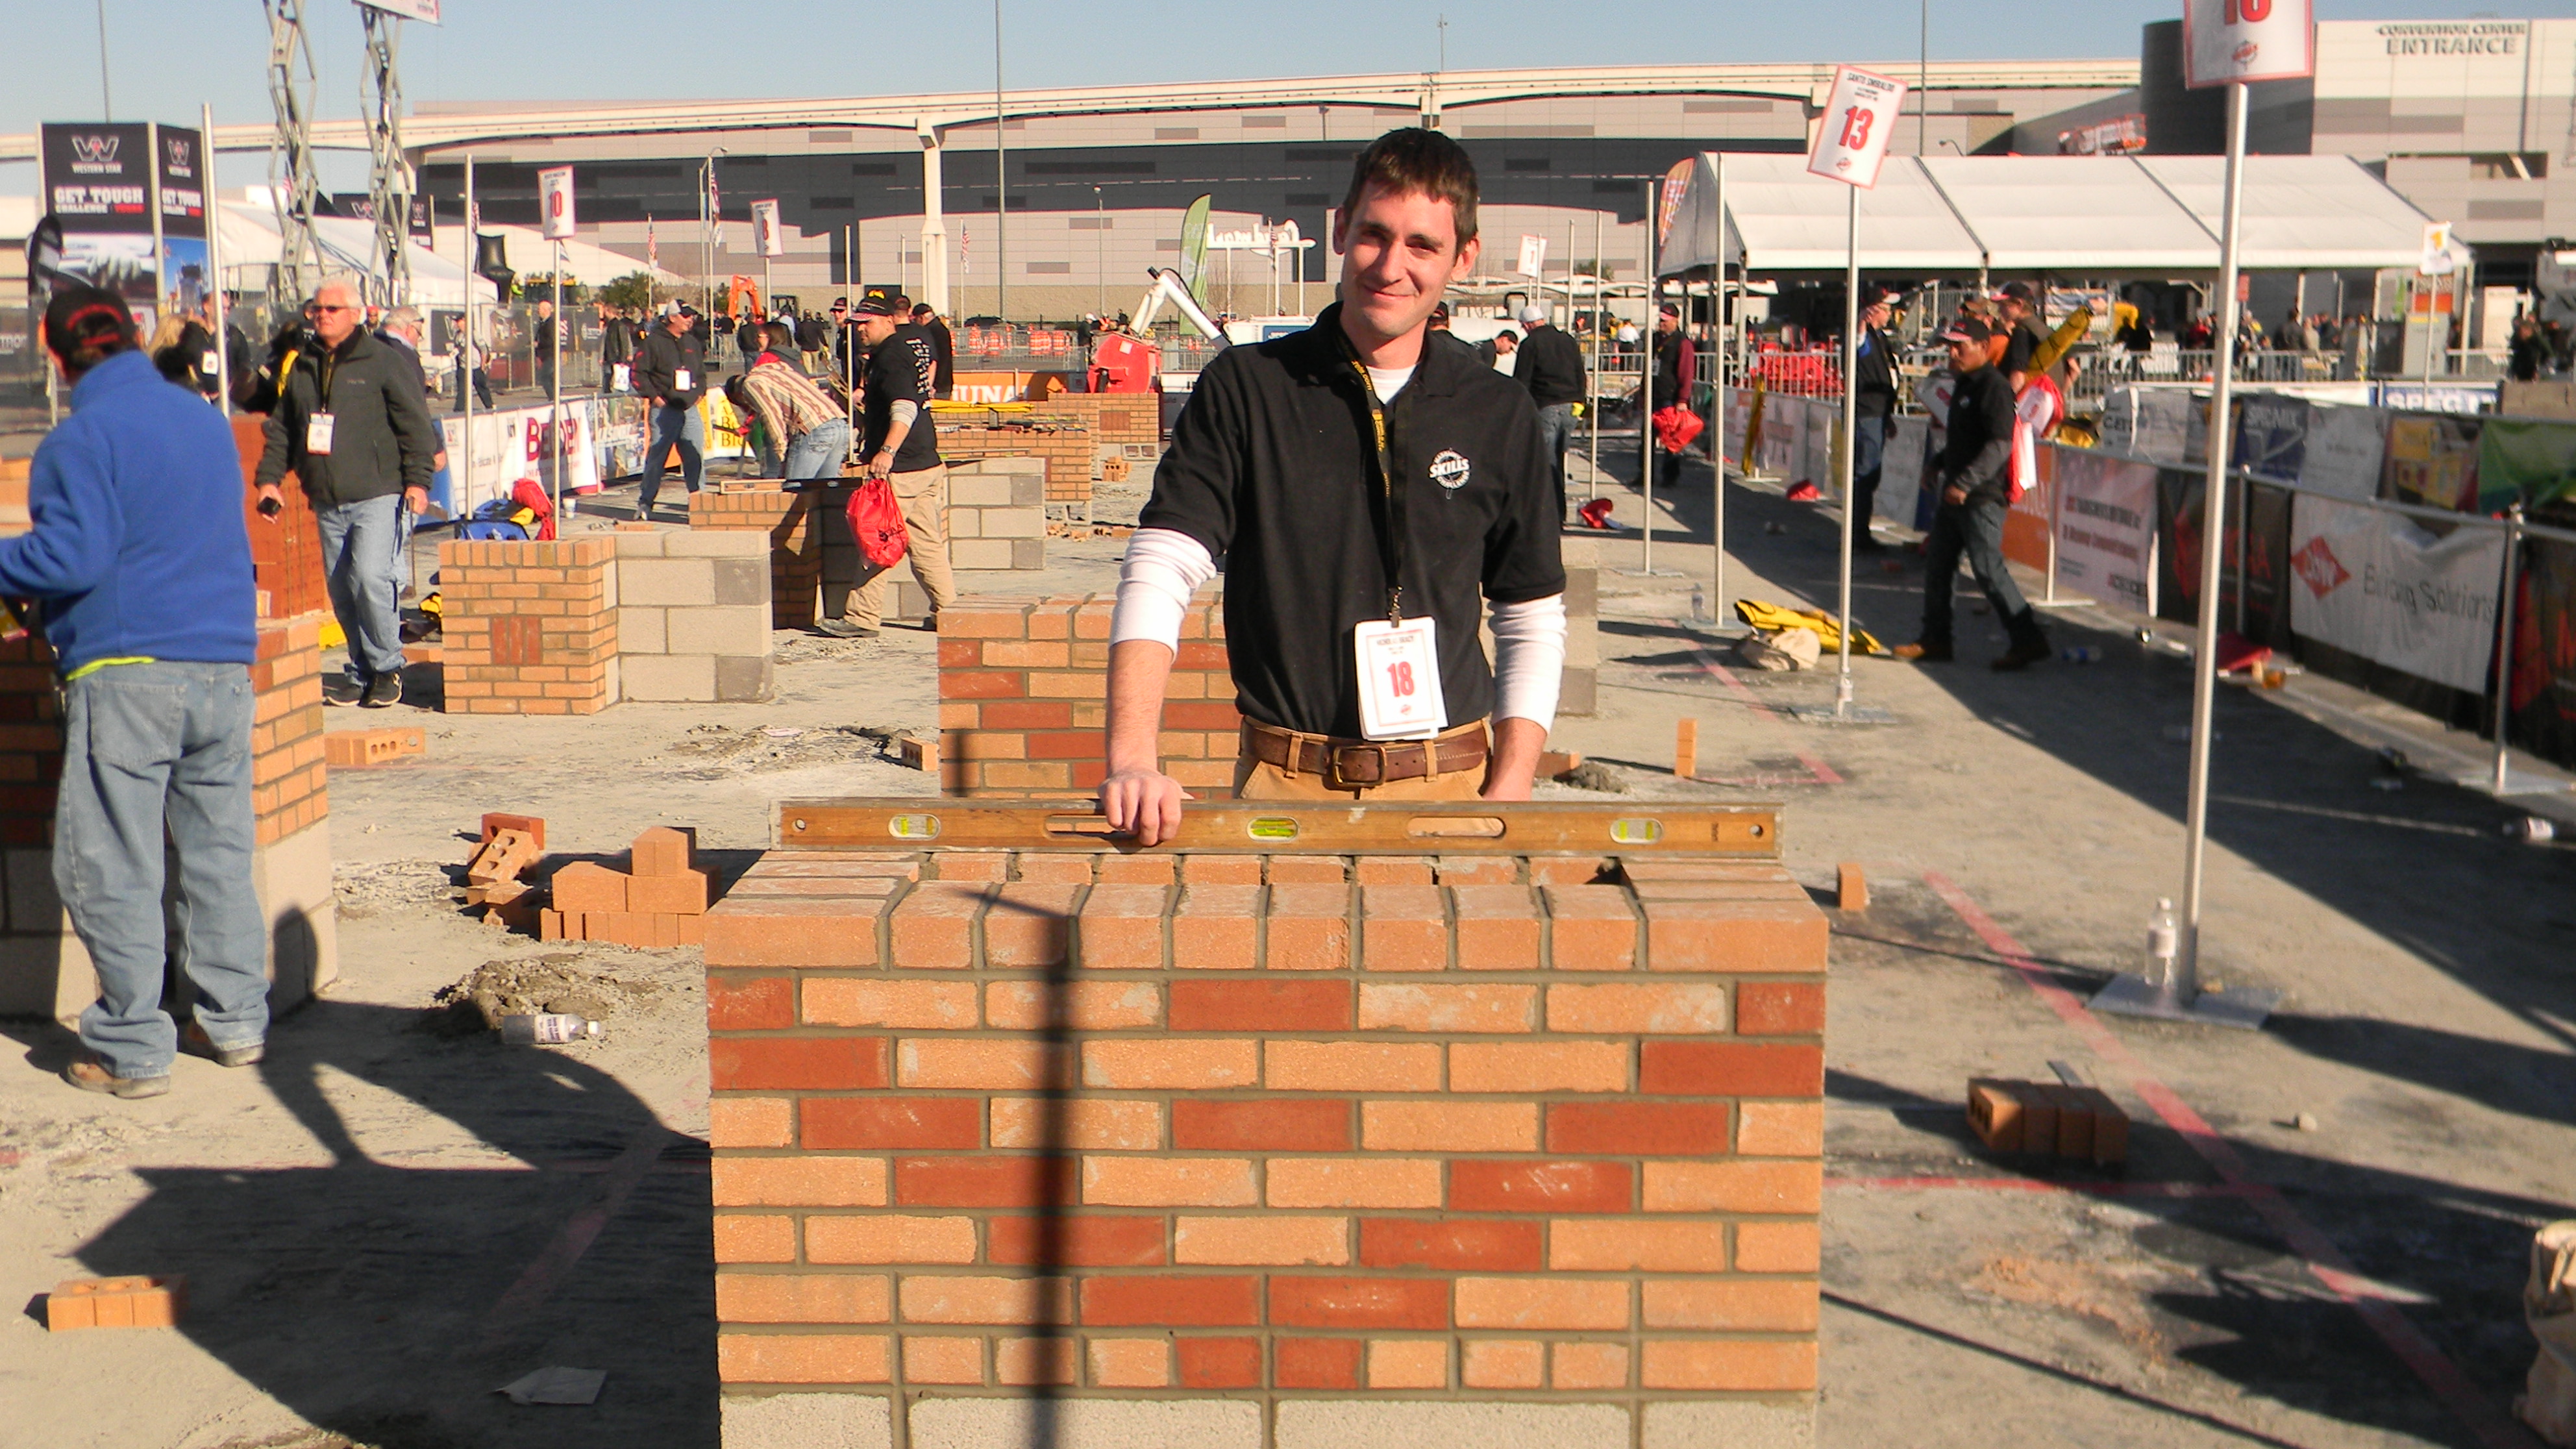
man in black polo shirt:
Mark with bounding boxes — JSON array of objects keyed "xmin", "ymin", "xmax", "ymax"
[
  {"xmin": 1099, "ymin": 128, "xmax": 1568, "ymax": 843},
  {"xmin": 1894, "ymin": 317, "xmax": 2051, "ymax": 671},
  {"xmin": 824, "ymin": 295, "xmax": 954, "ymax": 638},
  {"xmin": 1513, "ymin": 304, "xmax": 1587, "ymax": 520}
]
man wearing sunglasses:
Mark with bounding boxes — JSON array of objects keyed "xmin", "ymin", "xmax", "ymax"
[{"xmin": 255, "ymin": 275, "xmax": 439, "ymax": 708}]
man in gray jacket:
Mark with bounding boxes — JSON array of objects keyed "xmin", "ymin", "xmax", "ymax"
[{"xmin": 256, "ymin": 275, "xmax": 438, "ymax": 706}]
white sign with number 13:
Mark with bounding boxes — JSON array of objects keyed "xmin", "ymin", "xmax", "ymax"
[
  {"xmin": 2182, "ymin": 0, "xmax": 2314, "ymax": 88},
  {"xmin": 1806, "ymin": 66, "xmax": 1907, "ymax": 190}
]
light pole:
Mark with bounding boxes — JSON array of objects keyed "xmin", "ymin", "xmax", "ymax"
[
  {"xmin": 699, "ymin": 147, "xmax": 728, "ymax": 319},
  {"xmin": 994, "ymin": 0, "xmax": 1008, "ymax": 323},
  {"xmin": 1095, "ymin": 185, "xmax": 1105, "ymax": 318},
  {"xmin": 1918, "ymin": 1, "xmax": 1929, "ymax": 155}
]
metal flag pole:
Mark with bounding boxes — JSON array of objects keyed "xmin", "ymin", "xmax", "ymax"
[
  {"xmin": 1711, "ymin": 151, "xmax": 1728, "ymax": 622},
  {"xmin": 551, "ymin": 239, "xmax": 564, "ymax": 515},
  {"xmin": 1640, "ymin": 179, "xmax": 1657, "ymax": 575},
  {"xmin": 462, "ymin": 153, "xmax": 476, "ymax": 514},
  {"xmin": 206, "ymin": 102, "xmax": 232, "ymax": 417},
  {"xmin": 1588, "ymin": 210, "xmax": 1604, "ymax": 499},
  {"xmin": 2490, "ymin": 503, "xmax": 2525, "ymax": 795},
  {"xmin": 2094, "ymin": 75, "xmax": 2277, "ymax": 1030},
  {"xmin": 1833, "ymin": 182, "xmax": 1858, "ymax": 717}
]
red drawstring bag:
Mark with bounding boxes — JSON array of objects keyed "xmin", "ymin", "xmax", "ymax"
[{"xmin": 847, "ymin": 478, "xmax": 909, "ymax": 569}]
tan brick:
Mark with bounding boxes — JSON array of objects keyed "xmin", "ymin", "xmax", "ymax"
[
  {"xmin": 1643, "ymin": 1160, "xmax": 1824, "ymax": 1215},
  {"xmin": 1642, "ymin": 1278, "xmax": 1820, "ymax": 1331},
  {"xmin": 1454, "ymin": 1278, "xmax": 1629, "ymax": 1330},
  {"xmin": 898, "ymin": 1037, "xmax": 1072, "ymax": 1091},
  {"xmin": 1077, "ymin": 883, "xmax": 1169, "ymax": 969},
  {"xmin": 1461, "ymin": 1339, "xmax": 1545, "ymax": 1389},
  {"xmin": 1266, "ymin": 1158, "xmax": 1443, "ymax": 1209},
  {"xmin": 805, "ymin": 1214, "xmax": 980, "ymax": 1265},
  {"xmin": 718, "ymin": 1331, "xmax": 891, "ymax": 1385},
  {"xmin": 1368, "ymin": 1338, "xmax": 1449, "ymax": 1389},
  {"xmin": 985, "ymin": 979, "xmax": 1162, "ymax": 1030},
  {"xmin": 1640, "ymin": 1339, "xmax": 1817, "ymax": 1391},
  {"xmin": 897, "ymin": 1274, "xmax": 1073, "ymax": 1325},
  {"xmin": 1552, "ymin": 1341, "xmax": 1632, "ymax": 1389},
  {"xmin": 802, "ymin": 978, "xmax": 978, "ymax": 1029},
  {"xmin": 712, "ymin": 1157, "xmax": 889, "ymax": 1208},
  {"xmin": 1361, "ymin": 885, "xmax": 1448, "ymax": 972},
  {"xmin": 1083, "ymin": 1156, "xmax": 1257, "ymax": 1207},
  {"xmin": 1359, "ymin": 983, "xmax": 1536, "ymax": 1034},
  {"xmin": 1082, "ymin": 1038, "xmax": 1258, "ymax": 1089},
  {"xmin": 1087, "ymin": 1337, "xmax": 1172, "ymax": 1388},
  {"xmin": 1173, "ymin": 884, "xmax": 1261, "ymax": 970},
  {"xmin": 1451, "ymin": 884, "xmax": 1543, "ymax": 969},
  {"xmin": 1545, "ymin": 884, "xmax": 1639, "ymax": 969},
  {"xmin": 1265, "ymin": 882, "xmax": 1352, "ymax": 970},
  {"xmin": 1360, "ymin": 1100, "xmax": 1540, "ymax": 1152},
  {"xmin": 712, "ymin": 1213, "xmax": 797, "ymax": 1263},
  {"xmin": 903, "ymin": 1335, "xmax": 985, "ymax": 1384},
  {"xmin": 1734, "ymin": 1222, "xmax": 1822, "ymax": 1273},
  {"xmin": 1549, "ymin": 1219, "xmax": 1729, "ymax": 1272},
  {"xmin": 1641, "ymin": 898, "xmax": 1831, "ymax": 973},
  {"xmin": 716, "ymin": 1272, "xmax": 892, "ymax": 1324},
  {"xmin": 1448, "ymin": 1041, "xmax": 1629, "ymax": 1093},
  {"xmin": 709, "ymin": 1096, "xmax": 794, "ymax": 1148},
  {"xmin": 1545, "ymin": 982, "xmax": 1728, "ymax": 1034},
  {"xmin": 1173, "ymin": 1215, "xmax": 1352, "ymax": 1266},
  {"xmin": 1266, "ymin": 1041, "xmax": 1442, "ymax": 1091},
  {"xmin": 991, "ymin": 1097, "xmax": 1164, "ymax": 1151},
  {"xmin": 1737, "ymin": 1101, "xmax": 1827, "ymax": 1157}
]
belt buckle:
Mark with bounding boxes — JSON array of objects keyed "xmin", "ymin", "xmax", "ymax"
[{"xmin": 1328, "ymin": 742, "xmax": 1389, "ymax": 790}]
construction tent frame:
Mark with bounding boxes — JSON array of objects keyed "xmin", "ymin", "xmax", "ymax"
[{"xmin": 1655, "ymin": 153, "xmax": 2446, "ymax": 279}]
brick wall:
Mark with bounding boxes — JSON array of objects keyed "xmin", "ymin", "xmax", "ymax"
[
  {"xmin": 614, "ymin": 530, "xmax": 775, "ymax": 703},
  {"xmin": 437, "ymin": 539, "xmax": 619, "ymax": 714},
  {"xmin": 231, "ymin": 416, "xmax": 330, "ymax": 621},
  {"xmin": 705, "ymin": 845, "xmax": 1826, "ymax": 1449},
  {"xmin": 691, "ymin": 484, "xmax": 827, "ymax": 630},
  {"xmin": 930, "ymin": 411, "xmax": 1095, "ymax": 506},
  {"xmin": 0, "ymin": 615, "xmax": 338, "ymax": 1022},
  {"xmin": 938, "ymin": 593, "xmax": 1238, "ymax": 800}
]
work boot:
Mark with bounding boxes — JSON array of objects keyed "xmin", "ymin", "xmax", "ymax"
[
  {"xmin": 1891, "ymin": 641, "xmax": 1953, "ymax": 663},
  {"xmin": 182, "ymin": 1020, "xmax": 265, "ymax": 1068},
  {"xmin": 63, "ymin": 1054, "xmax": 170, "ymax": 1099},
  {"xmin": 817, "ymin": 619, "xmax": 878, "ymax": 639},
  {"xmin": 362, "ymin": 672, "xmax": 402, "ymax": 708},
  {"xmin": 1990, "ymin": 641, "xmax": 2052, "ymax": 672}
]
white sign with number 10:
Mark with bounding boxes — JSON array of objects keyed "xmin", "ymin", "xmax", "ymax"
[
  {"xmin": 2182, "ymin": 0, "xmax": 2314, "ymax": 88},
  {"xmin": 1806, "ymin": 66, "xmax": 1907, "ymax": 190}
]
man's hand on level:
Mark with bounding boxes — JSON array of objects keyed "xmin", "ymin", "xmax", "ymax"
[{"xmin": 1099, "ymin": 767, "xmax": 1192, "ymax": 847}]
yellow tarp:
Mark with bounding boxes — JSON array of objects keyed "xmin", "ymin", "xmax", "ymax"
[{"xmin": 1733, "ymin": 598, "xmax": 1885, "ymax": 656}]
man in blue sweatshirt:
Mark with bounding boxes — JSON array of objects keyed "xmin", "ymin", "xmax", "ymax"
[{"xmin": 6, "ymin": 288, "xmax": 267, "ymax": 1098}]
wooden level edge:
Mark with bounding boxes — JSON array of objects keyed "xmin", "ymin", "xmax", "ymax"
[{"xmin": 772, "ymin": 799, "xmax": 1783, "ymax": 858}]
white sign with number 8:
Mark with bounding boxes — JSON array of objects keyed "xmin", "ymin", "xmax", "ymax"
[
  {"xmin": 1806, "ymin": 66, "xmax": 1907, "ymax": 190},
  {"xmin": 2181, "ymin": 0, "xmax": 2313, "ymax": 89}
]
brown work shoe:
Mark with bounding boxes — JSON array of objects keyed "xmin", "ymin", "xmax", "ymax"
[
  {"xmin": 63, "ymin": 1054, "xmax": 171, "ymax": 1098},
  {"xmin": 1891, "ymin": 641, "xmax": 1953, "ymax": 663},
  {"xmin": 182, "ymin": 1020, "xmax": 265, "ymax": 1068},
  {"xmin": 1990, "ymin": 642, "xmax": 2051, "ymax": 672}
]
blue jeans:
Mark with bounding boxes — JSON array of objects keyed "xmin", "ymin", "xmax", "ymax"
[
  {"xmin": 58, "ymin": 662, "xmax": 269, "ymax": 1078},
  {"xmin": 785, "ymin": 419, "xmax": 850, "ymax": 482},
  {"xmin": 1536, "ymin": 402, "xmax": 1577, "ymax": 517},
  {"xmin": 316, "ymin": 494, "xmax": 408, "ymax": 680},
  {"xmin": 640, "ymin": 402, "xmax": 704, "ymax": 514},
  {"xmin": 1920, "ymin": 494, "xmax": 2047, "ymax": 653},
  {"xmin": 1850, "ymin": 412, "xmax": 1887, "ymax": 539}
]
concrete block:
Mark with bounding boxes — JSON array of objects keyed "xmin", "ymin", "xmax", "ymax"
[
  {"xmin": 619, "ymin": 653, "xmax": 717, "ymax": 702},
  {"xmin": 948, "ymin": 508, "xmax": 984, "ymax": 539},
  {"xmin": 599, "ymin": 558, "xmax": 619, "ymax": 610},
  {"xmin": 1641, "ymin": 1401, "xmax": 1815, "ymax": 1449},
  {"xmin": 621, "ymin": 606, "xmax": 669, "ymax": 656},
  {"xmin": 951, "ymin": 539, "xmax": 1015, "ymax": 571},
  {"xmin": 1559, "ymin": 666, "xmax": 1598, "ymax": 718},
  {"xmin": 1010, "ymin": 539, "xmax": 1045, "ymax": 571},
  {"xmin": 669, "ymin": 606, "xmax": 773, "ymax": 658},
  {"xmin": 0, "ymin": 930, "xmax": 93, "ymax": 1022},
  {"xmin": 7, "ymin": 845, "xmax": 60, "ymax": 935},
  {"xmin": 249, "ymin": 817, "xmax": 339, "ymax": 1011},
  {"xmin": 950, "ymin": 475, "xmax": 1019, "ymax": 508},
  {"xmin": 666, "ymin": 530, "xmax": 772, "ymax": 558},
  {"xmin": 621, "ymin": 556, "xmax": 716, "ymax": 607},
  {"xmin": 613, "ymin": 532, "xmax": 668, "ymax": 558},
  {"xmin": 980, "ymin": 507, "xmax": 1045, "ymax": 539},
  {"xmin": 715, "ymin": 655, "xmax": 776, "ymax": 703},
  {"xmin": 721, "ymin": 1392, "xmax": 894, "ymax": 1449},
  {"xmin": 909, "ymin": 1398, "xmax": 1261, "ymax": 1449},
  {"xmin": 1275, "ymin": 1402, "xmax": 1631, "ymax": 1449},
  {"xmin": 1010, "ymin": 472, "xmax": 1045, "ymax": 506},
  {"xmin": 602, "ymin": 654, "xmax": 621, "ymax": 706},
  {"xmin": 712, "ymin": 558, "xmax": 770, "ymax": 608}
]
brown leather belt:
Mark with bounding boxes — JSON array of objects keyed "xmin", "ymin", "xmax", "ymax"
[{"xmin": 1242, "ymin": 719, "xmax": 1488, "ymax": 789}]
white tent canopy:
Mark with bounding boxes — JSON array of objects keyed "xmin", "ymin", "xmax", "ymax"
[
  {"xmin": 1657, "ymin": 153, "xmax": 2441, "ymax": 277},
  {"xmin": 211, "ymin": 201, "xmax": 680, "ymax": 306}
]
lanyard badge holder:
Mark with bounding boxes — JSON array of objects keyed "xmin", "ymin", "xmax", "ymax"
[
  {"xmin": 1343, "ymin": 347, "xmax": 1446, "ymax": 741},
  {"xmin": 305, "ymin": 349, "xmax": 339, "ymax": 456}
]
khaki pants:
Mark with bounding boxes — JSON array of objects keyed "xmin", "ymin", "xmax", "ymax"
[
  {"xmin": 1232, "ymin": 720, "xmax": 1490, "ymax": 802},
  {"xmin": 847, "ymin": 463, "xmax": 957, "ymax": 629}
]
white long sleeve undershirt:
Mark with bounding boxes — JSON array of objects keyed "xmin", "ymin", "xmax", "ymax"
[{"xmin": 1110, "ymin": 527, "xmax": 1570, "ymax": 735}]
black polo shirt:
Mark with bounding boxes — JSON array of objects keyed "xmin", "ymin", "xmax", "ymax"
[
  {"xmin": 1140, "ymin": 302, "xmax": 1566, "ymax": 739},
  {"xmin": 863, "ymin": 328, "xmax": 941, "ymax": 472}
]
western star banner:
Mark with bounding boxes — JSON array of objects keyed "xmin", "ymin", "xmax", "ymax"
[
  {"xmin": 40, "ymin": 121, "xmax": 160, "ymax": 325},
  {"xmin": 2289, "ymin": 494, "xmax": 2505, "ymax": 693},
  {"xmin": 155, "ymin": 125, "xmax": 208, "ymax": 314}
]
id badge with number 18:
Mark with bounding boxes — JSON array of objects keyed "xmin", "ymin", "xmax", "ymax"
[
  {"xmin": 305, "ymin": 412, "xmax": 336, "ymax": 455},
  {"xmin": 1354, "ymin": 616, "xmax": 1445, "ymax": 741}
]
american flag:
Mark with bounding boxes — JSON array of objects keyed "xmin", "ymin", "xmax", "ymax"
[
  {"xmin": 961, "ymin": 226, "xmax": 970, "ymax": 279},
  {"xmin": 647, "ymin": 215, "xmax": 657, "ymax": 271}
]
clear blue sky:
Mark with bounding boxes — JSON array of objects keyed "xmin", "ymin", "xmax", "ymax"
[{"xmin": 2, "ymin": 0, "xmax": 2567, "ymax": 195}]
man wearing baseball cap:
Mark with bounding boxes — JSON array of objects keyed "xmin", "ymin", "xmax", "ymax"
[
  {"xmin": 1894, "ymin": 316, "xmax": 2051, "ymax": 670},
  {"xmin": 1848, "ymin": 287, "xmax": 1901, "ymax": 552},
  {"xmin": 1513, "ymin": 303, "xmax": 1587, "ymax": 519},
  {"xmin": 635, "ymin": 302, "xmax": 707, "ymax": 518}
]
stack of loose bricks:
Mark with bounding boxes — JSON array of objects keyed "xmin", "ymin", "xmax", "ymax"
[
  {"xmin": 939, "ymin": 593, "xmax": 1237, "ymax": 800},
  {"xmin": 706, "ymin": 848, "xmax": 1826, "ymax": 1449},
  {"xmin": 543, "ymin": 826, "xmax": 712, "ymax": 948}
]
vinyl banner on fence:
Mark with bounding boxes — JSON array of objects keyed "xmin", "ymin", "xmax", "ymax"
[
  {"xmin": 2234, "ymin": 391, "xmax": 2308, "ymax": 486},
  {"xmin": 2288, "ymin": 494, "xmax": 2505, "ymax": 693},
  {"xmin": 2381, "ymin": 412, "xmax": 2486, "ymax": 513},
  {"xmin": 2299, "ymin": 403, "xmax": 2387, "ymax": 501},
  {"xmin": 1882, "ymin": 415, "xmax": 1929, "ymax": 527},
  {"xmin": 2048, "ymin": 444, "xmax": 2158, "ymax": 613},
  {"xmin": 2475, "ymin": 418, "xmax": 2576, "ymax": 510},
  {"xmin": 2003, "ymin": 446, "xmax": 2051, "ymax": 575},
  {"xmin": 1723, "ymin": 390, "xmax": 1752, "ymax": 468},
  {"xmin": 2510, "ymin": 538, "xmax": 2576, "ymax": 770}
]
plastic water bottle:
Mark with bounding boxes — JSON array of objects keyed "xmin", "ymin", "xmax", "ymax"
[
  {"xmin": 501, "ymin": 1013, "xmax": 603, "ymax": 1046},
  {"xmin": 2061, "ymin": 645, "xmax": 2101, "ymax": 663},
  {"xmin": 2145, "ymin": 898, "xmax": 2180, "ymax": 988}
]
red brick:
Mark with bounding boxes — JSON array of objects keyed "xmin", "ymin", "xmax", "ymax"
[
  {"xmin": 631, "ymin": 826, "xmax": 693, "ymax": 876},
  {"xmin": 707, "ymin": 974, "xmax": 793, "ymax": 1031},
  {"xmin": 1168, "ymin": 978, "xmax": 1351, "ymax": 1032},
  {"xmin": 1081, "ymin": 1274, "xmax": 1260, "ymax": 1326},
  {"xmin": 894, "ymin": 1156, "xmax": 1078, "ymax": 1208},
  {"xmin": 709, "ymin": 1036, "xmax": 887, "ymax": 1091},
  {"xmin": 1638, "ymin": 1042, "xmax": 1825, "ymax": 1097},
  {"xmin": 1545, "ymin": 884, "xmax": 1638, "ymax": 969},
  {"xmin": 1361, "ymin": 886, "xmax": 1448, "ymax": 971},
  {"xmin": 1274, "ymin": 1337, "xmax": 1363, "ymax": 1389},
  {"xmin": 1180, "ymin": 856, "xmax": 1263, "ymax": 885},
  {"xmin": 1176, "ymin": 1337, "xmax": 1263, "ymax": 1388},
  {"xmin": 941, "ymin": 668, "xmax": 1026, "ymax": 699},
  {"xmin": 1448, "ymin": 1159, "xmax": 1633, "ymax": 1215},
  {"xmin": 800, "ymin": 1097, "xmax": 982, "ymax": 1150},
  {"xmin": 1641, "ymin": 898, "xmax": 1830, "ymax": 972},
  {"xmin": 1171, "ymin": 1098, "xmax": 1351, "ymax": 1152},
  {"xmin": 1271, "ymin": 1276, "xmax": 1448, "ymax": 1330},
  {"xmin": 1546, "ymin": 1102, "xmax": 1731, "ymax": 1156},
  {"xmin": 1267, "ymin": 855, "xmax": 1348, "ymax": 883},
  {"xmin": 986, "ymin": 1215, "xmax": 1169, "ymax": 1267},
  {"xmin": 628, "ymin": 869, "xmax": 709, "ymax": 915},
  {"xmin": 704, "ymin": 900, "xmax": 885, "ymax": 968},
  {"xmin": 480, "ymin": 811, "xmax": 547, "ymax": 850},
  {"xmin": 1358, "ymin": 1219, "xmax": 1543, "ymax": 1271},
  {"xmin": 550, "ymin": 861, "xmax": 627, "ymax": 914},
  {"xmin": 980, "ymin": 700, "xmax": 1075, "ymax": 729},
  {"xmin": 1353, "ymin": 856, "xmax": 1435, "ymax": 884},
  {"xmin": 1736, "ymin": 981, "xmax": 1826, "ymax": 1035}
]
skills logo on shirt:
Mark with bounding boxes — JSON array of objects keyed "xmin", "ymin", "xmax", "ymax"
[{"xmin": 1428, "ymin": 450, "xmax": 1472, "ymax": 490}]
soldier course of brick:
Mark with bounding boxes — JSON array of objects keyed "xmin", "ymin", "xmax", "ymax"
[{"xmin": 704, "ymin": 826, "xmax": 1827, "ymax": 1449}]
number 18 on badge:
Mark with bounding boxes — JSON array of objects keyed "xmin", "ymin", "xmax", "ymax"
[{"xmin": 1355, "ymin": 617, "xmax": 1446, "ymax": 741}]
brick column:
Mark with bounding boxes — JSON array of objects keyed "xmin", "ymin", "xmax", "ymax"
[
  {"xmin": 437, "ymin": 539, "xmax": 620, "ymax": 714},
  {"xmin": 704, "ymin": 848, "xmax": 1826, "ymax": 1449}
]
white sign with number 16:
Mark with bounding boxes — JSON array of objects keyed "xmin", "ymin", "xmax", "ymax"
[{"xmin": 1806, "ymin": 66, "xmax": 1907, "ymax": 190}]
